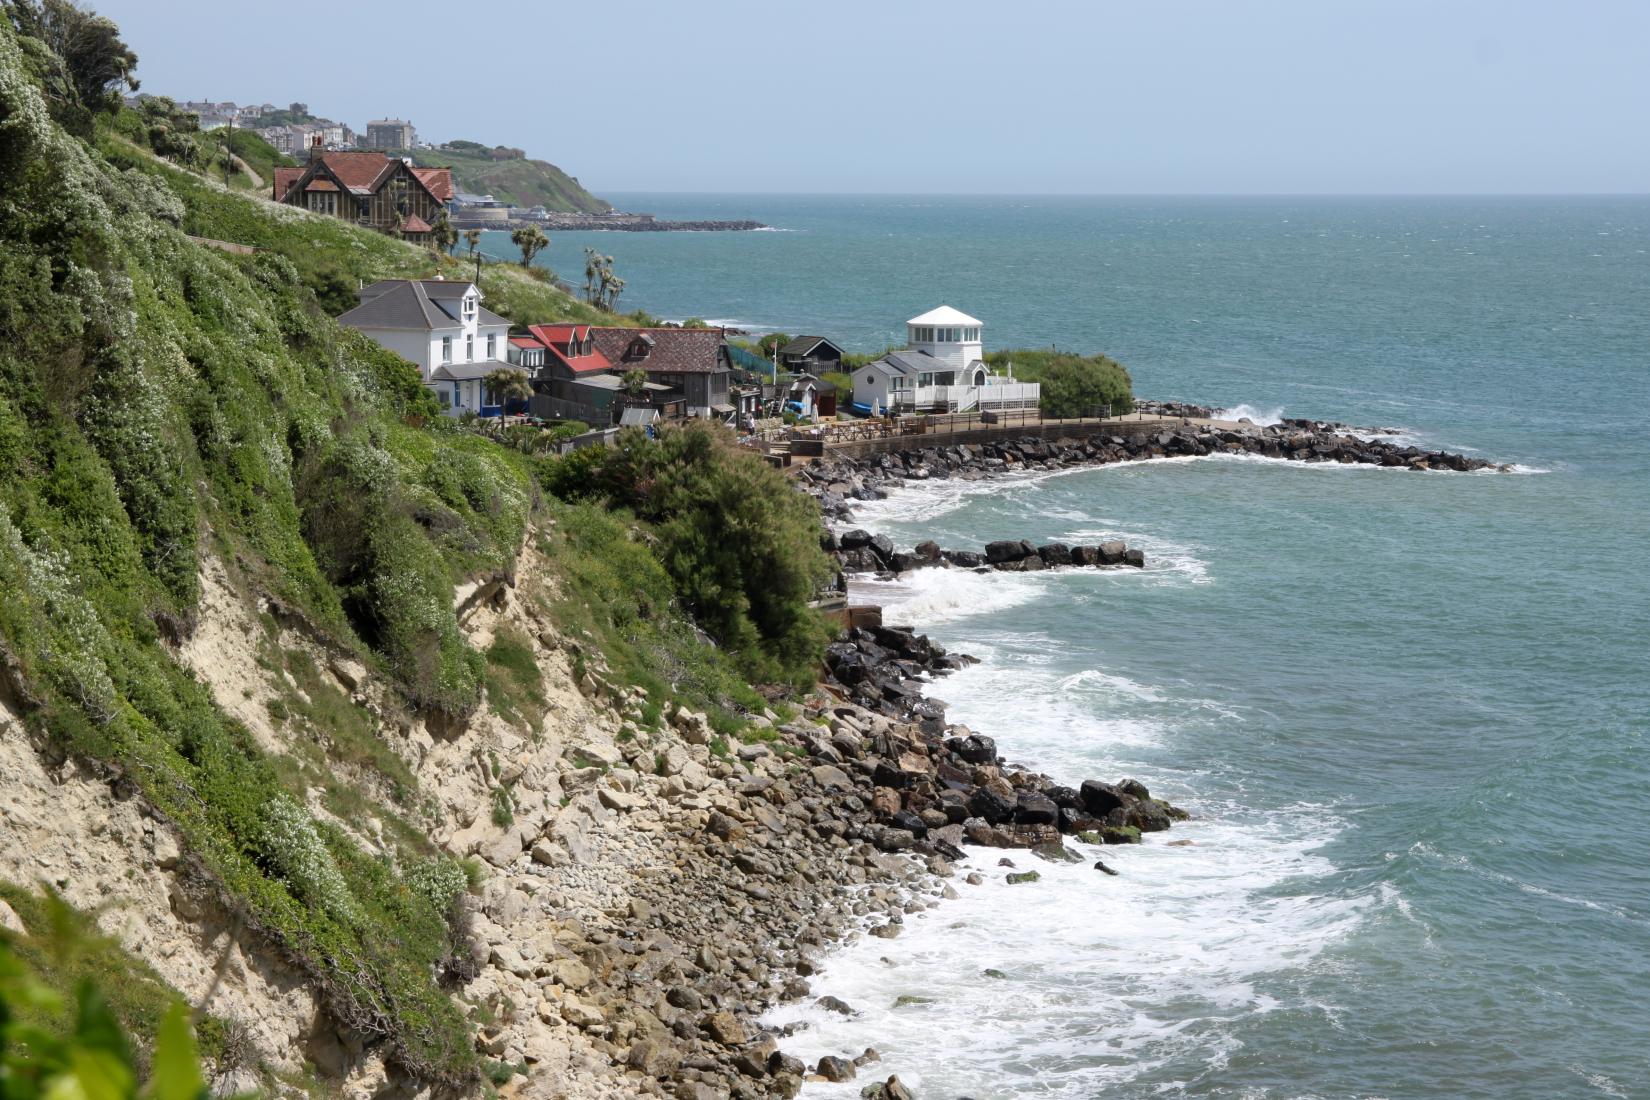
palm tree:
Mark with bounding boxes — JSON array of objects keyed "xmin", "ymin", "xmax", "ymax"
[
  {"xmin": 511, "ymin": 224, "xmax": 548, "ymax": 269},
  {"xmin": 463, "ymin": 229, "xmax": 482, "ymax": 282},
  {"xmin": 431, "ymin": 212, "xmax": 458, "ymax": 256},
  {"xmin": 483, "ymin": 366, "xmax": 532, "ymax": 413},
  {"xmin": 620, "ymin": 368, "xmax": 649, "ymax": 399}
]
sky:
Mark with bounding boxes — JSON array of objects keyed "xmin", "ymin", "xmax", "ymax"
[{"xmin": 96, "ymin": 0, "xmax": 1650, "ymax": 196}]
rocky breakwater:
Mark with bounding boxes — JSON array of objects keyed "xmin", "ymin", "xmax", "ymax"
[
  {"xmin": 819, "ymin": 623, "xmax": 1188, "ymax": 853},
  {"xmin": 828, "ymin": 530, "xmax": 1145, "ymax": 575},
  {"xmin": 799, "ymin": 421, "xmax": 1510, "ymax": 522}
]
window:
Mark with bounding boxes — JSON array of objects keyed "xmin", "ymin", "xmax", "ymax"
[
  {"xmin": 918, "ymin": 373, "xmax": 933, "ymax": 387},
  {"xmin": 466, "ymin": 335, "xmax": 474, "ymax": 362},
  {"xmin": 486, "ymin": 333, "xmax": 496, "ymax": 358},
  {"xmin": 464, "ymin": 296, "xmax": 476, "ymax": 318},
  {"xmin": 358, "ymin": 198, "xmax": 371, "ymax": 218},
  {"xmin": 441, "ymin": 336, "xmax": 452, "ymax": 363}
]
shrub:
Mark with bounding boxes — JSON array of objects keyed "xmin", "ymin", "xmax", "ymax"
[
  {"xmin": 541, "ymin": 423, "xmax": 834, "ymax": 687},
  {"xmin": 986, "ymin": 348, "xmax": 1134, "ymax": 418}
]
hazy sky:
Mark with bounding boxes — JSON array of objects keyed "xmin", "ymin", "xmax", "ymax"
[{"xmin": 97, "ymin": 0, "xmax": 1649, "ymax": 195}]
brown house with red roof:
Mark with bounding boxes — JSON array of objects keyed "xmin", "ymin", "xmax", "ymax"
[
  {"xmin": 272, "ymin": 143, "xmax": 452, "ymax": 244},
  {"xmin": 588, "ymin": 327, "xmax": 735, "ymax": 419}
]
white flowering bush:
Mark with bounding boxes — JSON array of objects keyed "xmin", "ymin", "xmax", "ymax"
[
  {"xmin": 0, "ymin": 504, "xmax": 117, "ymax": 723},
  {"xmin": 404, "ymin": 858, "xmax": 467, "ymax": 915},
  {"xmin": 256, "ymin": 794, "xmax": 360, "ymax": 926}
]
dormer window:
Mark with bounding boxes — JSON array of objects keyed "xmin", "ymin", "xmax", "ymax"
[{"xmin": 463, "ymin": 294, "xmax": 476, "ymax": 319}]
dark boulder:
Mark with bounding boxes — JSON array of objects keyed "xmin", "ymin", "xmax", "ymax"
[
  {"xmin": 1117, "ymin": 778, "xmax": 1151, "ymax": 800},
  {"xmin": 1097, "ymin": 540, "xmax": 1127, "ymax": 565},
  {"xmin": 913, "ymin": 540, "xmax": 942, "ymax": 561},
  {"xmin": 890, "ymin": 810, "xmax": 928, "ymax": 838},
  {"xmin": 840, "ymin": 529, "xmax": 874, "ymax": 550},
  {"xmin": 984, "ymin": 539, "xmax": 1033, "ymax": 564},
  {"xmin": 1080, "ymin": 779, "xmax": 1129, "ymax": 818},
  {"xmin": 1123, "ymin": 548, "xmax": 1146, "ymax": 568},
  {"xmin": 946, "ymin": 734, "xmax": 997, "ymax": 765},
  {"xmin": 1014, "ymin": 790, "xmax": 1059, "ymax": 826},
  {"xmin": 967, "ymin": 786, "xmax": 1017, "ymax": 824},
  {"xmin": 1037, "ymin": 543, "xmax": 1074, "ymax": 566},
  {"xmin": 1127, "ymin": 799, "xmax": 1174, "ymax": 832}
]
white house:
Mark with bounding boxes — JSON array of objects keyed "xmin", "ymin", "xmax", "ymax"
[
  {"xmin": 337, "ymin": 279, "xmax": 515, "ymax": 416},
  {"xmin": 850, "ymin": 306, "xmax": 1039, "ymax": 416}
]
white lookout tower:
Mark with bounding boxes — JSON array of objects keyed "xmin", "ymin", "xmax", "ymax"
[{"xmin": 906, "ymin": 305, "xmax": 984, "ymax": 374}]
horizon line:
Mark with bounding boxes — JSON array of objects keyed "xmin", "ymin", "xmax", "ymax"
[{"xmin": 594, "ymin": 189, "xmax": 1650, "ymax": 199}]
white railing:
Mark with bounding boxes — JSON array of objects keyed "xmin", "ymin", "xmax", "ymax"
[
  {"xmin": 977, "ymin": 382, "xmax": 1040, "ymax": 410},
  {"xmin": 885, "ymin": 382, "xmax": 1038, "ymax": 412}
]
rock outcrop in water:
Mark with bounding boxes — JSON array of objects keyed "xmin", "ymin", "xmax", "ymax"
[{"xmin": 825, "ymin": 531, "xmax": 1146, "ymax": 575}]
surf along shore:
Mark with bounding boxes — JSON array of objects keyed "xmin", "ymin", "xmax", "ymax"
[{"xmin": 736, "ymin": 403, "xmax": 1512, "ymax": 1092}]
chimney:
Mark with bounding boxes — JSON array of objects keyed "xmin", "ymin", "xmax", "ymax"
[{"xmin": 308, "ymin": 133, "xmax": 323, "ymax": 162}]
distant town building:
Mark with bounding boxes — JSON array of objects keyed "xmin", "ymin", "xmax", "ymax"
[
  {"xmin": 336, "ymin": 280, "xmax": 513, "ymax": 416},
  {"xmin": 364, "ymin": 118, "xmax": 416, "ymax": 150},
  {"xmin": 449, "ymin": 192, "xmax": 511, "ymax": 225},
  {"xmin": 272, "ymin": 145, "xmax": 452, "ymax": 244}
]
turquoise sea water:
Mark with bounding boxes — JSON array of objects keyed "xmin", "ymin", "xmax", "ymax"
[{"xmin": 502, "ymin": 197, "xmax": 1650, "ymax": 1097}]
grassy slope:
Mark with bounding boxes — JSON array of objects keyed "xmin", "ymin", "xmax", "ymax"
[
  {"xmin": 0, "ymin": 24, "xmax": 542, "ymax": 1083},
  {"xmin": 103, "ymin": 136, "xmax": 619, "ymax": 324},
  {"xmin": 413, "ymin": 146, "xmax": 612, "ymax": 214},
  {"xmin": 0, "ymin": 21, "xmax": 813, "ymax": 1087}
]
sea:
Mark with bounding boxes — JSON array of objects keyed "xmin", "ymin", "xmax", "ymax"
[{"xmin": 489, "ymin": 196, "xmax": 1650, "ymax": 1098}]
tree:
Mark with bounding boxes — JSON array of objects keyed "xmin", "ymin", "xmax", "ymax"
[
  {"xmin": 620, "ymin": 367, "xmax": 648, "ymax": 399},
  {"xmin": 6, "ymin": 0, "xmax": 139, "ymax": 133},
  {"xmin": 581, "ymin": 248, "xmax": 625, "ymax": 313},
  {"xmin": 462, "ymin": 229, "xmax": 482, "ymax": 281},
  {"xmin": 757, "ymin": 332, "xmax": 792, "ymax": 358},
  {"xmin": 511, "ymin": 224, "xmax": 548, "ymax": 269},
  {"xmin": 430, "ymin": 212, "xmax": 458, "ymax": 255},
  {"xmin": 547, "ymin": 422, "xmax": 836, "ymax": 687},
  {"xmin": 483, "ymin": 366, "xmax": 532, "ymax": 408},
  {"xmin": 1027, "ymin": 353, "xmax": 1134, "ymax": 418}
]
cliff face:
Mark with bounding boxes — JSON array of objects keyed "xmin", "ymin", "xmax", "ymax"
[{"xmin": 0, "ymin": 21, "xmax": 942, "ymax": 1098}]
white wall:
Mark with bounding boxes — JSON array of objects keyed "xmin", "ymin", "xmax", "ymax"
[
  {"xmin": 348, "ymin": 327, "xmax": 444, "ymax": 379},
  {"xmin": 906, "ymin": 336, "xmax": 983, "ymax": 372}
]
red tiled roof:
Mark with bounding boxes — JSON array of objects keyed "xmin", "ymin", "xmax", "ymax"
[
  {"xmin": 272, "ymin": 167, "xmax": 301, "ymax": 201},
  {"xmin": 412, "ymin": 166, "xmax": 453, "ymax": 202},
  {"xmin": 509, "ymin": 336, "xmax": 545, "ymax": 349},
  {"xmin": 402, "ymin": 214, "xmax": 432, "ymax": 234},
  {"xmin": 589, "ymin": 327, "xmax": 729, "ymax": 375},
  {"xmin": 305, "ymin": 179, "xmax": 339, "ymax": 191},
  {"xmin": 527, "ymin": 323, "xmax": 612, "ymax": 375},
  {"xmin": 272, "ymin": 154, "xmax": 452, "ymax": 207}
]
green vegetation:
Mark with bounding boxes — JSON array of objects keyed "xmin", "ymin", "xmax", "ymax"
[
  {"xmin": 534, "ymin": 501, "xmax": 775, "ymax": 732},
  {"xmin": 0, "ymin": 886, "xmax": 233, "ymax": 1077},
  {"xmin": 484, "ymin": 628, "xmax": 547, "ymax": 728},
  {"xmin": 510, "ymin": 223, "xmax": 548, "ymax": 268},
  {"xmin": 1, "ymin": 900, "xmax": 212, "ymax": 1100},
  {"xmin": 414, "ymin": 142, "xmax": 611, "ymax": 214},
  {"xmin": 0, "ymin": 7, "xmax": 841, "ymax": 1089},
  {"xmin": 539, "ymin": 424, "xmax": 836, "ymax": 689},
  {"xmin": 581, "ymin": 248, "xmax": 625, "ymax": 312},
  {"xmin": 986, "ymin": 348, "xmax": 1134, "ymax": 418},
  {"xmin": 0, "ymin": 16, "xmax": 516, "ymax": 1083}
]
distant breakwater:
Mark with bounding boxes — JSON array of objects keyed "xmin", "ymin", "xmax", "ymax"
[{"xmin": 456, "ymin": 212, "xmax": 767, "ymax": 232}]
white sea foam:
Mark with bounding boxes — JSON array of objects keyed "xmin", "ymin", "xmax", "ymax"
[
  {"xmin": 848, "ymin": 568, "xmax": 1045, "ymax": 627},
  {"xmin": 770, "ymin": 805, "xmax": 1360, "ymax": 1098},
  {"xmin": 1215, "ymin": 402, "xmax": 1286, "ymax": 426}
]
